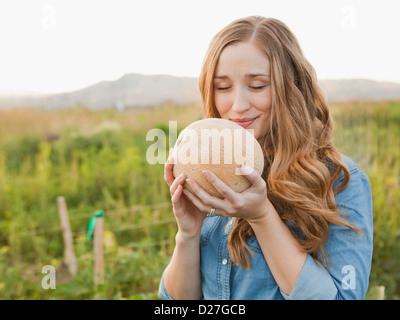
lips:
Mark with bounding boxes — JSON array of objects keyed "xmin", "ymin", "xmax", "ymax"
[{"xmin": 231, "ymin": 117, "xmax": 257, "ymax": 128}]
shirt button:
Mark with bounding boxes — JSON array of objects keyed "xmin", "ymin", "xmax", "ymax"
[{"xmin": 222, "ymin": 258, "xmax": 228, "ymax": 265}]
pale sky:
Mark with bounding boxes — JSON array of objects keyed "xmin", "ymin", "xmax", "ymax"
[{"xmin": 0, "ymin": 0, "xmax": 399, "ymax": 94}]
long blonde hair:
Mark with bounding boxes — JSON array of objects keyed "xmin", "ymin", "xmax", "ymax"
[{"xmin": 199, "ymin": 16, "xmax": 360, "ymax": 269}]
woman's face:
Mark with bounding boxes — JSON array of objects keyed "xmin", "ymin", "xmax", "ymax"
[{"xmin": 213, "ymin": 42, "xmax": 272, "ymax": 140}]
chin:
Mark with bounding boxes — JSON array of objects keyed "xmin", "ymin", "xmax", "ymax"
[
  {"xmin": 246, "ymin": 122, "xmax": 258, "ymax": 136},
  {"xmin": 245, "ymin": 128, "xmax": 257, "ymax": 136}
]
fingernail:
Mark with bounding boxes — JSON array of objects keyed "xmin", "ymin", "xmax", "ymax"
[
  {"xmin": 186, "ymin": 178, "xmax": 194, "ymax": 186},
  {"xmin": 241, "ymin": 164, "xmax": 253, "ymax": 175},
  {"xmin": 202, "ymin": 170, "xmax": 211, "ymax": 179}
]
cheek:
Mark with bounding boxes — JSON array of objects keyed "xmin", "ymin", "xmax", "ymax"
[
  {"xmin": 252, "ymin": 91, "xmax": 272, "ymax": 113},
  {"xmin": 252, "ymin": 94, "xmax": 272, "ymax": 138},
  {"xmin": 214, "ymin": 93, "xmax": 232, "ymax": 117}
]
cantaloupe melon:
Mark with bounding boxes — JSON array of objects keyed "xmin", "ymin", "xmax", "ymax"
[{"xmin": 172, "ymin": 118, "xmax": 264, "ymax": 198}]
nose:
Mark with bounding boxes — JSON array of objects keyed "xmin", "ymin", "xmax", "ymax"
[{"xmin": 231, "ymin": 87, "xmax": 251, "ymax": 113}]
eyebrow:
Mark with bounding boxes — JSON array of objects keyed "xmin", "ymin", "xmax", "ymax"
[
  {"xmin": 214, "ymin": 75, "xmax": 229, "ymax": 80},
  {"xmin": 214, "ymin": 73, "xmax": 270, "ymax": 79},
  {"xmin": 246, "ymin": 73, "xmax": 270, "ymax": 78}
]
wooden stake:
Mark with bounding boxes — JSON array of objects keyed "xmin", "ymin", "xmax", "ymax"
[
  {"xmin": 57, "ymin": 196, "xmax": 78, "ymax": 277},
  {"xmin": 93, "ymin": 216, "xmax": 104, "ymax": 288}
]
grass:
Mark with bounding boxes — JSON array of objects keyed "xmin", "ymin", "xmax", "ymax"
[{"xmin": 0, "ymin": 100, "xmax": 399, "ymax": 299}]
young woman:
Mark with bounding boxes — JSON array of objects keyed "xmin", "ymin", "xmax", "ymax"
[{"xmin": 159, "ymin": 16, "xmax": 373, "ymax": 300}]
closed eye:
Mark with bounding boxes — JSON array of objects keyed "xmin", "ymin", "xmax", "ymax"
[
  {"xmin": 216, "ymin": 86, "xmax": 231, "ymax": 91},
  {"xmin": 249, "ymin": 85, "xmax": 266, "ymax": 90}
]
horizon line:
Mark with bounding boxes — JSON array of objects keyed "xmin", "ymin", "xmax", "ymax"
[{"xmin": 1, "ymin": 73, "xmax": 400, "ymax": 97}]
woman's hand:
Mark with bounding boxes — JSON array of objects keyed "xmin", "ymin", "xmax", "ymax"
[
  {"xmin": 182, "ymin": 165, "xmax": 271, "ymax": 224},
  {"xmin": 165, "ymin": 148, "xmax": 207, "ymax": 240}
]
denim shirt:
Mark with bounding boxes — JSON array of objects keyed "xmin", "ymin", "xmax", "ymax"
[{"xmin": 158, "ymin": 155, "xmax": 373, "ymax": 300}]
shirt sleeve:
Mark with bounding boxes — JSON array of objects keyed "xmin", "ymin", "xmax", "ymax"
[
  {"xmin": 279, "ymin": 254, "xmax": 338, "ymax": 299},
  {"xmin": 158, "ymin": 270, "xmax": 175, "ymax": 300},
  {"xmin": 281, "ymin": 167, "xmax": 373, "ymax": 300}
]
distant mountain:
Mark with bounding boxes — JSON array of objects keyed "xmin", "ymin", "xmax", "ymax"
[
  {"xmin": 0, "ymin": 74, "xmax": 201, "ymax": 110},
  {"xmin": 0, "ymin": 74, "xmax": 399, "ymax": 110},
  {"xmin": 319, "ymin": 79, "xmax": 400, "ymax": 102}
]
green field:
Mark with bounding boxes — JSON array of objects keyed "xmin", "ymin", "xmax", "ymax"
[{"xmin": 0, "ymin": 101, "xmax": 399, "ymax": 299}]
